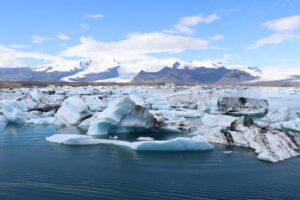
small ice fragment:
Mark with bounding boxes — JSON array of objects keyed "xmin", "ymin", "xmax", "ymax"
[{"xmin": 223, "ymin": 150, "xmax": 233, "ymax": 154}]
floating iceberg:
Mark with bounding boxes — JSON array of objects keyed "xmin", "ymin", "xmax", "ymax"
[
  {"xmin": 2, "ymin": 101, "xmax": 32, "ymax": 123},
  {"xmin": 278, "ymin": 118, "xmax": 300, "ymax": 132},
  {"xmin": 261, "ymin": 107, "xmax": 296, "ymax": 124},
  {"xmin": 87, "ymin": 96, "xmax": 163, "ymax": 136},
  {"xmin": 195, "ymin": 116, "xmax": 299, "ymax": 163},
  {"xmin": 46, "ymin": 134, "xmax": 102, "ymax": 145},
  {"xmin": 46, "ymin": 134, "xmax": 214, "ymax": 151},
  {"xmin": 218, "ymin": 97, "xmax": 268, "ymax": 116},
  {"xmin": 259, "ymin": 108, "xmax": 300, "ymax": 134},
  {"xmin": 133, "ymin": 137, "xmax": 214, "ymax": 151},
  {"xmin": 200, "ymin": 114, "xmax": 237, "ymax": 128},
  {"xmin": 1, "ymin": 100, "xmax": 61, "ymax": 125},
  {"xmin": 55, "ymin": 96, "xmax": 91, "ymax": 125},
  {"xmin": 30, "ymin": 89, "xmax": 42, "ymax": 102}
]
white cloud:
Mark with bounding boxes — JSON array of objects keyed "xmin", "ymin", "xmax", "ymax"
[
  {"xmin": 59, "ymin": 13, "xmax": 224, "ymax": 73},
  {"xmin": 85, "ymin": 14, "xmax": 104, "ymax": 19},
  {"xmin": 263, "ymin": 15, "xmax": 300, "ymax": 32},
  {"xmin": 0, "ymin": 14, "xmax": 223, "ymax": 71},
  {"xmin": 248, "ymin": 33, "xmax": 300, "ymax": 49},
  {"xmin": 0, "ymin": 44, "xmax": 65, "ymax": 67},
  {"xmin": 120, "ymin": 56, "xmax": 181, "ymax": 74},
  {"xmin": 56, "ymin": 33, "xmax": 71, "ymax": 40},
  {"xmin": 249, "ymin": 15, "xmax": 300, "ymax": 49},
  {"xmin": 256, "ymin": 65, "xmax": 300, "ymax": 81},
  {"xmin": 165, "ymin": 14, "xmax": 219, "ymax": 35},
  {"xmin": 61, "ymin": 32, "xmax": 209, "ymax": 59},
  {"xmin": 32, "ymin": 35, "xmax": 50, "ymax": 44}
]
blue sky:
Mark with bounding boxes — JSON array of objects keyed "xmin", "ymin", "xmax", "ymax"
[{"xmin": 0, "ymin": 0, "xmax": 300, "ymax": 69}]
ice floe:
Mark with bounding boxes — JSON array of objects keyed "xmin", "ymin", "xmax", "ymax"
[
  {"xmin": 46, "ymin": 134, "xmax": 214, "ymax": 151},
  {"xmin": 218, "ymin": 97, "xmax": 268, "ymax": 116},
  {"xmin": 261, "ymin": 107, "xmax": 296, "ymax": 124},
  {"xmin": 278, "ymin": 118, "xmax": 300, "ymax": 132},
  {"xmin": 194, "ymin": 116, "xmax": 299, "ymax": 163}
]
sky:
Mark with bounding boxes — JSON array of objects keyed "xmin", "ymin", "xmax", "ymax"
[{"xmin": 0, "ymin": 0, "xmax": 300, "ymax": 71}]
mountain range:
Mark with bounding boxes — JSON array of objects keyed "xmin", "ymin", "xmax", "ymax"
[
  {"xmin": 0, "ymin": 59, "xmax": 299, "ymax": 84},
  {"xmin": 132, "ymin": 62, "xmax": 257, "ymax": 83}
]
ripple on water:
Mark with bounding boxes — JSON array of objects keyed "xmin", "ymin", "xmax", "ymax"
[{"xmin": 0, "ymin": 124, "xmax": 300, "ymax": 200}]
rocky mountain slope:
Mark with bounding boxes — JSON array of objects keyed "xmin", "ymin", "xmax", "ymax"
[
  {"xmin": 0, "ymin": 59, "xmax": 299, "ymax": 84},
  {"xmin": 132, "ymin": 62, "xmax": 258, "ymax": 83}
]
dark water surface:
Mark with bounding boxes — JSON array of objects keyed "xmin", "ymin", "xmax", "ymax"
[{"xmin": 0, "ymin": 124, "xmax": 299, "ymax": 200}]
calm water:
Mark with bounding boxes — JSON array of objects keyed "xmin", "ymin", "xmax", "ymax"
[
  {"xmin": 0, "ymin": 124, "xmax": 299, "ymax": 200},
  {"xmin": 1, "ymin": 87, "xmax": 300, "ymax": 200}
]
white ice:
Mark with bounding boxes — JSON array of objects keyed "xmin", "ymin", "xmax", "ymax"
[
  {"xmin": 46, "ymin": 134, "xmax": 214, "ymax": 151},
  {"xmin": 55, "ymin": 96, "xmax": 91, "ymax": 125},
  {"xmin": 87, "ymin": 96, "xmax": 161, "ymax": 136}
]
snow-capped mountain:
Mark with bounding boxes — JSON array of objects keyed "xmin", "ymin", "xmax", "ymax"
[
  {"xmin": 0, "ymin": 58, "xmax": 124, "ymax": 82},
  {"xmin": 132, "ymin": 62, "xmax": 259, "ymax": 83},
  {"xmin": 0, "ymin": 58, "xmax": 299, "ymax": 84}
]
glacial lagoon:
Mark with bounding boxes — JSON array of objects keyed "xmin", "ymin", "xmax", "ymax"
[
  {"xmin": 0, "ymin": 123, "xmax": 299, "ymax": 200},
  {"xmin": 0, "ymin": 86, "xmax": 300, "ymax": 199}
]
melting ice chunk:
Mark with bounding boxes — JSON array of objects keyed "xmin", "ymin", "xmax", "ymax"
[
  {"xmin": 55, "ymin": 96, "xmax": 91, "ymax": 125},
  {"xmin": 46, "ymin": 134, "xmax": 214, "ymax": 151}
]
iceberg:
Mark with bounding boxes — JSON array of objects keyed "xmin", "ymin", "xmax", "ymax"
[
  {"xmin": 46, "ymin": 134, "xmax": 214, "ymax": 151},
  {"xmin": 195, "ymin": 116, "xmax": 299, "ymax": 163},
  {"xmin": 217, "ymin": 97, "xmax": 268, "ymax": 116},
  {"xmin": 200, "ymin": 114, "xmax": 237, "ymax": 128},
  {"xmin": 87, "ymin": 96, "xmax": 163, "ymax": 136},
  {"xmin": 133, "ymin": 137, "xmax": 214, "ymax": 151},
  {"xmin": 278, "ymin": 118, "xmax": 300, "ymax": 132},
  {"xmin": 2, "ymin": 101, "xmax": 31, "ymax": 123},
  {"xmin": 259, "ymin": 108, "xmax": 300, "ymax": 133},
  {"xmin": 78, "ymin": 114, "xmax": 98, "ymax": 131},
  {"xmin": 55, "ymin": 96, "xmax": 91, "ymax": 125},
  {"xmin": 26, "ymin": 117, "xmax": 60, "ymax": 125},
  {"xmin": 46, "ymin": 134, "xmax": 102, "ymax": 145},
  {"xmin": 192, "ymin": 114, "xmax": 237, "ymax": 144},
  {"xmin": 261, "ymin": 107, "xmax": 296, "ymax": 124},
  {"xmin": 30, "ymin": 88, "xmax": 42, "ymax": 102},
  {"xmin": 1, "ymin": 100, "xmax": 61, "ymax": 125}
]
